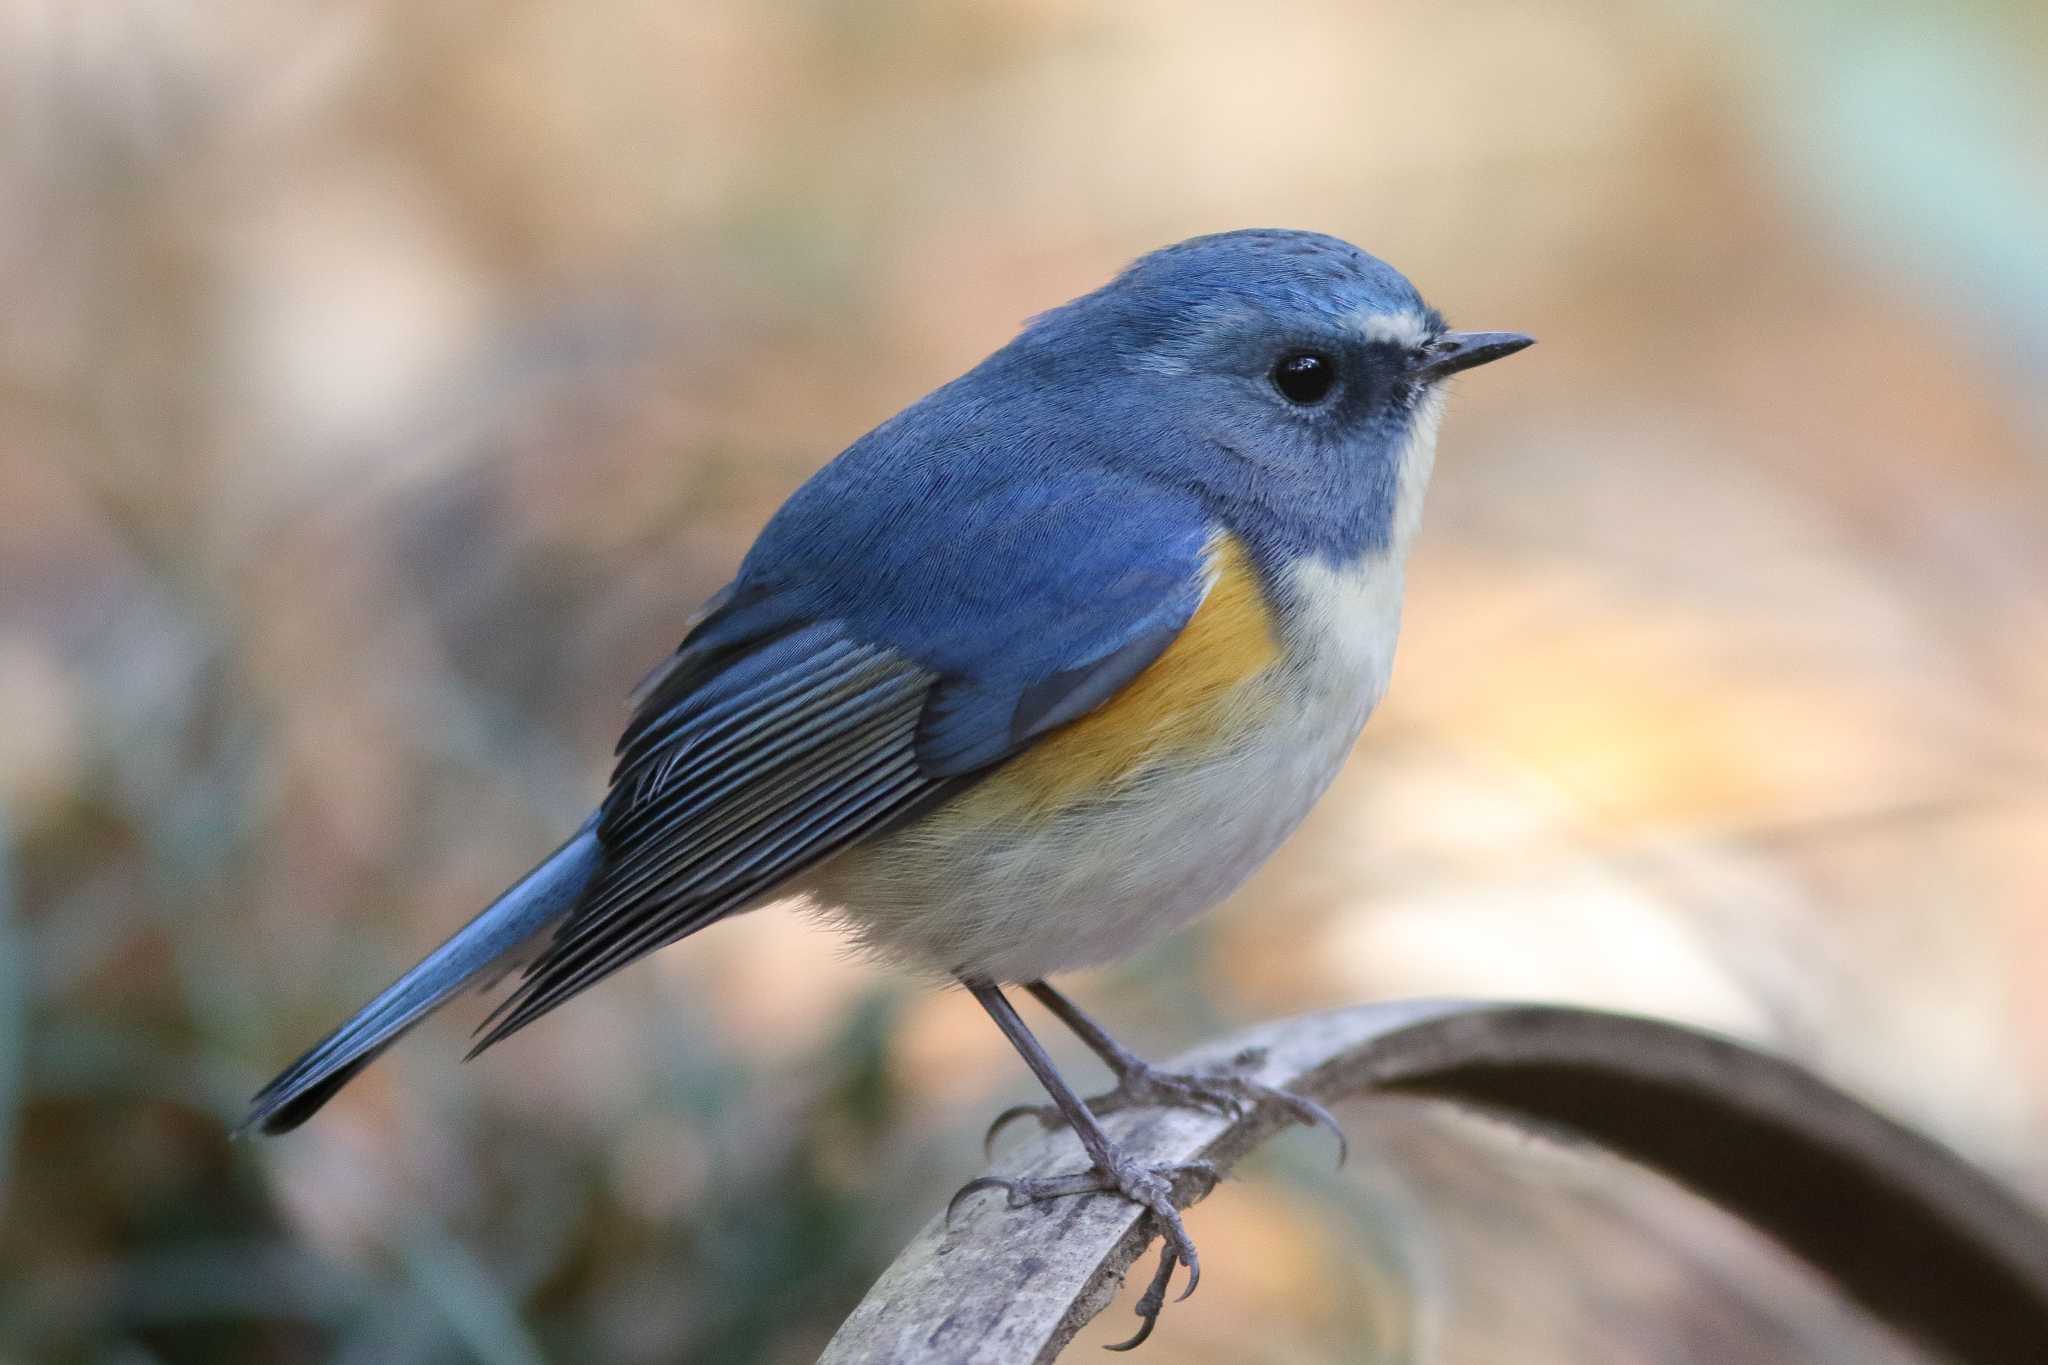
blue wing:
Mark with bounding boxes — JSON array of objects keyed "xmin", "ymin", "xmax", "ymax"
[
  {"xmin": 729, "ymin": 453, "xmax": 1218, "ymax": 775},
  {"xmin": 474, "ymin": 409, "xmax": 1217, "ymax": 1048}
]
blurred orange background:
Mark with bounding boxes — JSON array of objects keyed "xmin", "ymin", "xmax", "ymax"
[{"xmin": 2, "ymin": 2, "xmax": 2044, "ymax": 1362}]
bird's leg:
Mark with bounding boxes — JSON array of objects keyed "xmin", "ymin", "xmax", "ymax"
[
  {"xmin": 949, "ymin": 980, "xmax": 1214, "ymax": 1349},
  {"xmin": 982, "ymin": 980, "xmax": 1347, "ymax": 1164}
]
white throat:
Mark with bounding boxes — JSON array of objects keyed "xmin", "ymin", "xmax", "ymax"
[{"xmin": 1390, "ymin": 383, "xmax": 1445, "ymax": 557}]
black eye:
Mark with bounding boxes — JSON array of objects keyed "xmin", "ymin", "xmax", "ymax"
[{"xmin": 1271, "ymin": 351, "xmax": 1336, "ymax": 405}]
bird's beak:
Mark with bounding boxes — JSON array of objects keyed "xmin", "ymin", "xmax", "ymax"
[{"xmin": 1409, "ymin": 330, "xmax": 1535, "ymax": 383}]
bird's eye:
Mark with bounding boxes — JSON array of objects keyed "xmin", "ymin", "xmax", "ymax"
[{"xmin": 1270, "ymin": 351, "xmax": 1336, "ymax": 405}]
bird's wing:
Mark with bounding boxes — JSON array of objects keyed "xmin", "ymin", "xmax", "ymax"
[{"xmin": 472, "ymin": 472, "xmax": 1216, "ymax": 1051}]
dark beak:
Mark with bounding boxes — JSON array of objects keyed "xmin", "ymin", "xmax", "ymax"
[{"xmin": 1409, "ymin": 330, "xmax": 1534, "ymax": 383}]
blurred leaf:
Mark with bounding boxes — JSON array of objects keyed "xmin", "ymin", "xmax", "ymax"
[{"xmin": 398, "ymin": 1228, "xmax": 549, "ymax": 1365}]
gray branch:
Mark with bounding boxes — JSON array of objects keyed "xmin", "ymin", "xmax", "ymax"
[{"xmin": 820, "ymin": 1000, "xmax": 2048, "ymax": 1365}]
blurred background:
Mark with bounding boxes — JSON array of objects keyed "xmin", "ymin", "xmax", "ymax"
[{"xmin": 3, "ymin": 1, "xmax": 2045, "ymax": 1361}]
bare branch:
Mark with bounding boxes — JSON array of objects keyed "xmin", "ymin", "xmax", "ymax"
[{"xmin": 821, "ymin": 1001, "xmax": 2048, "ymax": 1364}]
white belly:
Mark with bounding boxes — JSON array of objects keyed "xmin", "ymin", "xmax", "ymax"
[{"xmin": 806, "ymin": 555, "xmax": 1408, "ymax": 983}]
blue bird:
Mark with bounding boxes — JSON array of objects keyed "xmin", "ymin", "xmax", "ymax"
[{"xmin": 241, "ymin": 228, "xmax": 1530, "ymax": 1345}]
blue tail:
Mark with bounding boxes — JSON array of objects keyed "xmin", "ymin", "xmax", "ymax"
[{"xmin": 238, "ymin": 820, "xmax": 603, "ymax": 1136}]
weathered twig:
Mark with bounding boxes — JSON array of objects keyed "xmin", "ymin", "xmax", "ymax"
[{"xmin": 821, "ymin": 1000, "xmax": 2048, "ymax": 1364}]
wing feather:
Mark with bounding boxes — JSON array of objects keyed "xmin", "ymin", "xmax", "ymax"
[
  {"xmin": 468, "ymin": 483, "xmax": 1225, "ymax": 1053},
  {"xmin": 607, "ymin": 650, "xmax": 919, "ymax": 852},
  {"xmin": 580, "ymin": 671, "xmax": 925, "ymax": 923},
  {"xmin": 470, "ymin": 623, "xmax": 942, "ymax": 1053},
  {"xmin": 614, "ymin": 632, "xmax": 864, "ymax": 783}
]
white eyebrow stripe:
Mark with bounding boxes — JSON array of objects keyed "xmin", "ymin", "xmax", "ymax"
[{"xmin": 1349, "ymin": 309, "xmax": 1431, "ymax": 348}]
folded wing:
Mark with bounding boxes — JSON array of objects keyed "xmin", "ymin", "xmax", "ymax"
[{"xmin": 474, "ymin": 475, "xmax": 1219, "ymax": 1050}]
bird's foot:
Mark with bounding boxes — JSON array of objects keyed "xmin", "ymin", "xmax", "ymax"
[
  {"xmin": 985, "ymin": 1050, "xmax": 1347, "ymax": 1165},
  {"xmin": 948, "ymin": 1149, "xmax": 1217, "ymax": 1350}
]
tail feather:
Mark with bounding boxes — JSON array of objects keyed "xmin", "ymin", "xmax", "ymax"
[{"xmin": 238, "ymin": 820, "xmax": 602, "ymax": 1136}]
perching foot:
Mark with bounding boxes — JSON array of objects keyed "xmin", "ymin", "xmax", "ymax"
[{"xmin": 948, "ymin": 1148, "xmax": 1217, "ymax": 1349}]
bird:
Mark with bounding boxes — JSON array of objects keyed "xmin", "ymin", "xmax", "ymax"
[{"xmin": 240, "ymin": 227, "xmax": 1531, "ymax": 1347}]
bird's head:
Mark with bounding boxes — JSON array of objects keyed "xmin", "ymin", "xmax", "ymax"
[{"xmin": 1009, "ymin": 228, "xmax": 1532, "ymax": 563}]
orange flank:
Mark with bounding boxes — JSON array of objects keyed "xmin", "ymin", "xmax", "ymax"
[{"xmin": 948, "ymin": 533, "xmax": 1284, "ymax": 821}]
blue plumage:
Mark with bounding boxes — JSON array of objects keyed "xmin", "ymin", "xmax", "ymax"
[
  {"xmin": 740, "ymin": 468, "xmax": 1215, "ymax": 774},
  {"xmin": 244, "ymin": 228, "xmax": 1531, "ymax": 1141},
  {"xmin": 240, "ymin": 821, "xmax": 603, "ymax": 1134}
]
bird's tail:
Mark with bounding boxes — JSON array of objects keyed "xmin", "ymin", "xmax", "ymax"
[{"xmin": 236, "ymin": 819, "xmax": 602, "ymax": 1136}]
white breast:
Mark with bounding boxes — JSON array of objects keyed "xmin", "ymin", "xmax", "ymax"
[
  {"xmin": 808, "ymin": 552, "xmax": 1409, "ymax": 983},
  {"xmin": 811, "ymin": 388, "xmax": 1443, "ymax": 981}
]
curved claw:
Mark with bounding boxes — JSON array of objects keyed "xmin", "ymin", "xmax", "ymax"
[
  {"xmin": 1179, "ymin": 1076, "xmax": 1343, "ymax": 1161},
  {"xmin": 1104, "ymin": 1243, "xmax": 1178, "ymax": 1352},
  {"xmin": 945, "ymin": 1174, "xmax": 1017, "ymax": 1226},
  {"xmin": 1170, "ymin": 1229, "xmax": 1201, "ymax": 1302},
  {"xmin": 1135, "ymin": 1181, "xmax": 1202, "ymax": 1303},
  {"xmin": 1280, "ymin": 1092, "xmax": 1349, "ymax": 1167},
  {"xmin": 1103, "ymin": 1317, "xmax": 1155, "ymax": 1353},
  {"xmin": 982, "ymin": 1101, "xmax": 1053, "ymax": 1157}
]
